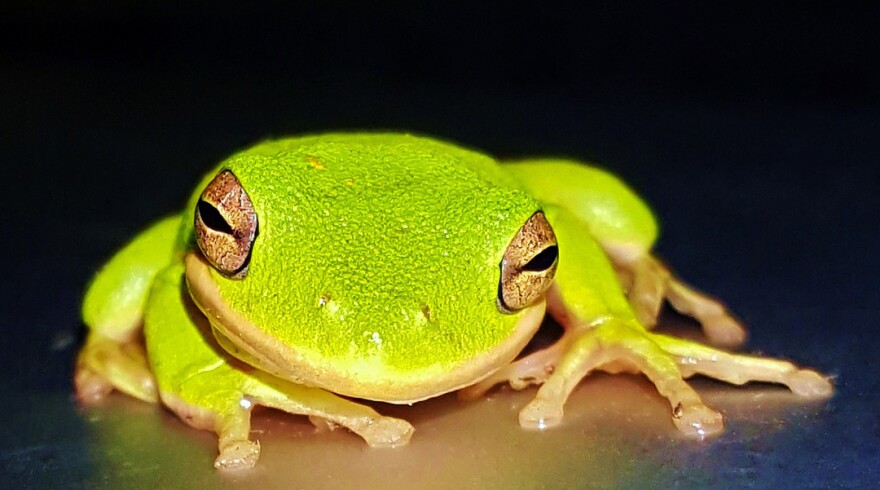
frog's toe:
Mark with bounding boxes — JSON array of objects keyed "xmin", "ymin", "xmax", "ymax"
[
  {"xmin": 74, "ymin": 365, "xmax": 114, "ymax": 404},
  {"xmin": 617, "ymin": 254, "xmax": 748, "ymax": 348},
  {"xmin": 518, "ymin": 388, "xmax": 565, "ymax": 430},
  {"xmin": 666, "ymin": 279, "xmax": 747, "ymax": 348},
  {"xmin": 215, "ymin": 439, "xmax": 260, "ymax": 470},
  {"xmin": 459, "ymin": 342, "xmax": 562, "ymax": 401},
  {"xmin": 246, "ymin": 373, "xmax": 415, "ymax": 449},
  {"xmin": 649, "ymin": 333, "xmax": 834, "ymax": 399},
  {"xmin": 303, "ymin": 413, "xmax": 415, "ymax": 448},
  {"xmin": 358, "ymin": 416, "xmax": 415, "ymax": 448},
  {"xmin": 308, "ymin": 415, "xmax": 338, "ymax": 432},
  {"xmin": 672, "ymin": 403, "xmax": 724, "ymax": 439},
  {"xmin": 700, "ymin": 314, "xmax": 748, "ymax": 348},
  {"xmin": 789, "ymin": 369, "xmax": 834, "ymax": 399}
]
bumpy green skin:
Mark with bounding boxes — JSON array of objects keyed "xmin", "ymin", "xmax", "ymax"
[
  {"xmin": 81, "ymin": 133, "xmax": 834, "ymax": 467},
  {"xmin": 82, "ymin": 217, "xmax": 180, "ymax": 341},
  {"xmin": 84, "ymin": 134, "xmax": 662, "ymax": 407},
  {"xmin": 145, "ymin": 259, "xmax": 254, "ymax": 414},
  {"xmin": 182, "ymin": 134, "xmax": 541, "ymax": 387},
  {"xmin": 505, "ymin": 160, "xmax": 657, "ymax": 256}
]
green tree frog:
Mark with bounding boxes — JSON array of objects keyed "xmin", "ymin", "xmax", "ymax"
[{"xmin": 76, "ymin": 133, "xmax": 832, "ymax": 470}]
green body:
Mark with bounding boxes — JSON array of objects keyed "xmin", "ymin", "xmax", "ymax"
[
  {"xmin": 81, "ymin": 133, "xmax": 655, "ymax": 405},
  {"xmin": 85, "ymin": 132, "xmax": 737, "ymax": 468}
]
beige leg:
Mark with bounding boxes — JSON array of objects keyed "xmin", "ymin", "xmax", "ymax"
[
  {"xmin": 460, "ymin": 333, "xmax": 570, "ymax": 399},
  {"xmin": 245, "ymin": 373, "xmax": 414, "ymax": 449},
  {"xmin": 214, "ymin": 408, "xmax": 260, "ymax": 470},
  {"xmin": 517, "ymin": 323, "xmax": 724, "ymax": 438},
  {"xmin": 617, "ymin": 255, "xmax": 747, "ymax": 347},
  {"xmin": 628, "ymin": 254, "xmax": 671, "ymax": 329},
  {"xmin": 649, "ymin": 333, "xmax": 833, "ymax": 398},
  {"xmin": 666, "ymin": 280, "xmax": 747, "ymax": 347},
  {"xmin": 167, "ymin": 370, "xmax": 415, "ymax": 471},
  {"xmin": 463, "ymin": 318, "xmax": 725, "ymax": 439},
  {"xmin": 74, "ymin": 332, "xmax": 158, "ymax": 404}
]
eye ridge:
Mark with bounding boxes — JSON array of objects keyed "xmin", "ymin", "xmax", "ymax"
[{"xmin": 522, "ymin": 245, "xmax": 558, "ymax": 272}]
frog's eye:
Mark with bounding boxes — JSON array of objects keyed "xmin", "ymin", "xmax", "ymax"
[
  {"xmin": 194, "ymin": 170, "xmax": 258, "ymax": 278},
  {"xmin": 498, "ymin": 211, "xmax": 559, "ymax": 313}
]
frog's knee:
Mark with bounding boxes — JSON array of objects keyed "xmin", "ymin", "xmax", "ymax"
[{"xmin": 505, "ymin": 159, "xmax": 658, "ymax": 255}]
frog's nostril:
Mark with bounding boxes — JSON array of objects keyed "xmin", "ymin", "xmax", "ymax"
[{"xmin": 420, "ymin": 304, "xmax": 433, "ymax": 322}]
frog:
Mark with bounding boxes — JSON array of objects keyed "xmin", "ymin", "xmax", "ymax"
[{"xmin": 75, "ymin": 133, "xmax": 833, "ymax": 470}]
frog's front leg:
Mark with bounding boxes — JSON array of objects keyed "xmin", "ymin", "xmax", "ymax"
[
  {"xmin": 165, "ymin": 372, "xmax": 415, "ymax": 470},
  {"xmin": 504, "ymin": 159, "xmax": 746, "ymax": 347},
  {"xmin": 145, "ymin": 264, "xmax": 413, "ymax": 470},
  {"xmin": 465, "ymin": 208, "xmax": 832, "ymax": 438},
  {"xmin": 463, "ymin": 286, "xmax": 725, "ymax": 437},
  {"xmin": 76, "ymin": 215, "xmax": 181, "ymax": 404}
]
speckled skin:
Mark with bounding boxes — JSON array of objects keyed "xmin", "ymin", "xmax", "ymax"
[
  {"xmin": 78, "ymin": 132, "xmax": 832, "ymax": 470},
  {"xmin": 180, "ymin": 134, "xmax": 541, "ymax": 387},
  {"xmin": 503, "ymin": 160, "xmax": 657, "ymax": 257}
]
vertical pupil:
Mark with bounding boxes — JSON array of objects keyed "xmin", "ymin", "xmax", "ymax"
[{"xmin": 198, "ymin": 200, "xmax": 234, "ymax": 234}]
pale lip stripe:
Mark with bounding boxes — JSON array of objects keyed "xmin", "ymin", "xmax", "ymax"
[{"xmin": 184, "ymin": 252, "xmax": 548, "ymax": 404}]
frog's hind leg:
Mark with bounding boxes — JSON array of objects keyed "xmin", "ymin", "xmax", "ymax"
[
  {"xmin": 648, "ymin": 333, "xmax": 833, "ymax": 399},
  {"xmin": 502, "ymin": 159, "xmax": 746, "ymax": 347},
  {"xmin": 75, "ymin": 332, "xmax": 158, "ymax": 404},
  {"xmin": 614, "ymin": 253, "xmax": 748, "ymax": 348},
  {"xmin": 75, "ymin": 216, "xmax": 182, "ymax": 404}
]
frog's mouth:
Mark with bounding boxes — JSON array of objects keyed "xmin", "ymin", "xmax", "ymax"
[{"xmin": 184, "ymin": 252, "xmax": 546, "ymax": 404}]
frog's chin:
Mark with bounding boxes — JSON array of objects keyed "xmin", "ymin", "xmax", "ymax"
[{"xmin": 184, "ymin": 251, "xmax": 547, "ymax": 404}]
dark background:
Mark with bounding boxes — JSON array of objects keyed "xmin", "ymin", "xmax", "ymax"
[{"xmin": 2, "ymin": 2, "xmax": 879, "ymax": 487}]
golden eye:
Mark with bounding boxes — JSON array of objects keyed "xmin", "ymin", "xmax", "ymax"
[
  {"xmin": 498, "ymin": 211, "xmax": 558, "ymax": 312},
  {"xmin": 194, "ymin": 170, "xmax": 258, "ymax": 278}
]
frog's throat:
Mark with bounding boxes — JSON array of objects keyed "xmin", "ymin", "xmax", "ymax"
[{"xmin": 184, "ymin": 252, "xmax": 546, "ymax": 404}]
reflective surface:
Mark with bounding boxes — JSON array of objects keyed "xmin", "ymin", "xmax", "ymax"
[
  {"xmin": 2, "ymin": 315, "xmax": 863, "ymax": 489},
  {"xmin": 3, "ymin": 4, "xmax": 878, "ymax": 488}
]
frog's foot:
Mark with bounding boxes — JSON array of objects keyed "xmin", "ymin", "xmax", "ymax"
[
  {"xmin": 462, "ymin": 318, "xmax": 724, "ymax": 437},
  {"xmin": 468, "ymin": 315, "xmax": 832, "ymax": 438},
  {"xmin": 74, "ymin": 332, "xmax": 158, "ymax": 404},
  {"xmin": 614, "ymin": 254, "xmax": 747, "ymax": 348},
  {"xmin": 161, "ymin": 392, "xmax": 260, "ymax": 470},
  {"xmin": 215, "ymin": 410, "xmax": 261, "ymax": 470},
  {"xmin": 519, "ymin": 320, "xmax": 725, "ymax": 438},
  {"xmin": 167, "ymin": 371, "xmax": 415, "ymax": 470}
]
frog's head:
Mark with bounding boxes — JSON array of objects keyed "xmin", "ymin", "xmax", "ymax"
[{"xmin": 183, "ymin": 134, "xmax": 558, "ymax": 403}]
